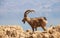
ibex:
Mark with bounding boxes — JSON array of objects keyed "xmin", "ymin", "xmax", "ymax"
[{"xmin": 22, "ymin": 10, "xmax": 48, "ymax": 32}]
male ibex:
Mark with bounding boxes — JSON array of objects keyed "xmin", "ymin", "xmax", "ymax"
[{"xmin": 22, "ymin": 10, "xmax": 48, "ymax": 32}]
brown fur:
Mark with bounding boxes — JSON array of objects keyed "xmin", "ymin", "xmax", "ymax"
[{"xmin": 22, "ymin": 10, "xmax": 47, "ymax": 32}]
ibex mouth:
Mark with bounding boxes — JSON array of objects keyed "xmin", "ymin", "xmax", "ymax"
[{"xmin": 22, "ymin": 19, "xmax": 25, "ymax": 24}]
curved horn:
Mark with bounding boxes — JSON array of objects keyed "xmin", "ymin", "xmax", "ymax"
[
  {"xmin": 25, "ymin": 10, "xmax": 35, "ymax": 14},
  {"xmin": 24, "ymin": 10, "xmax": 35, "ymax": 17}
]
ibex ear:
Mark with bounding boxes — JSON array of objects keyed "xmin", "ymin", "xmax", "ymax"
[{"xmin": 22, "ymin": 19, "xmax": 25, "ymax": 24}]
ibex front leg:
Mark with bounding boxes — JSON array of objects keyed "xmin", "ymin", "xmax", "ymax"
[{"xmin": 31, "ymin": 27, "xmax": 34, "ymax": 32}]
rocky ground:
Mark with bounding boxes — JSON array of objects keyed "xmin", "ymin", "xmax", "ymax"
[{"xmin": 0, "ymin": 25, "xmax": 60, "ymax": 38}]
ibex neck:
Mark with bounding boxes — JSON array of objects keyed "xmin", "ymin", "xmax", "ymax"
[{"xmin": 25, "ymin": 17, "xmax": 31, "ymax": 22}]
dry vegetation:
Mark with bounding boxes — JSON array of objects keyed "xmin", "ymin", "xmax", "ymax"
[{"xmin": 0, "ymin": 25, "xmax": 60, "ymax": 38}]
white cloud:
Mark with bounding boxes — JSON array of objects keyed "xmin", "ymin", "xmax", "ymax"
[{"xmin": 52, "ymin": 0, "xmax": 60, "ymax": 3}]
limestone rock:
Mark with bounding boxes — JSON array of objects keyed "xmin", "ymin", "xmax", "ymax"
[{"xmin": 0, "ymin": 25, "xmax": 60, "ymax": 38}]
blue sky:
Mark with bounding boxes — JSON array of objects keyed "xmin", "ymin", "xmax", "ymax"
[{"xmin": 0, "ymin": 0, "xmax": 60, "ymax": 30}]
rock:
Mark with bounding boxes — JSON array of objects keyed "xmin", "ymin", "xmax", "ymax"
[
  {"xmin": 0, "ymin": 25, "xmax": 60, "ymax": 38},
  {"xmin": 0, "ymin": 25, "xmax": 24, "ymax": 38}
]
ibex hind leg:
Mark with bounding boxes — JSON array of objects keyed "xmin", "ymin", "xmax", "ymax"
[
  {"xmin": 35, "ymin": 27, "xmax": 37, "ymax": 31},
  {"xmin": 42, "ymin": 26, "xmax": 47, "ymax": 31}
]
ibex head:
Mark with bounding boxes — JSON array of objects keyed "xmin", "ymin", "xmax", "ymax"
[{"xmin": 22, "ymin": 9, "xmax": 35, "ymax": 24}]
